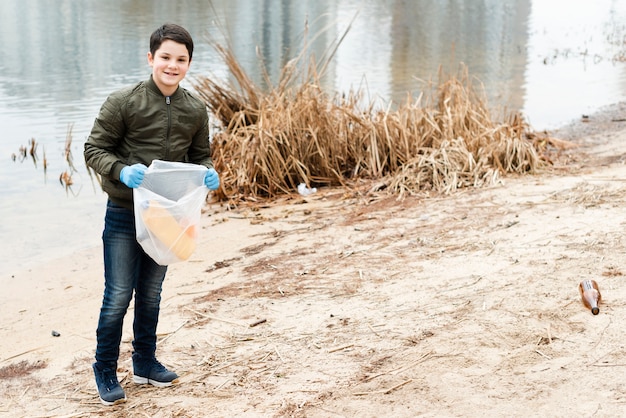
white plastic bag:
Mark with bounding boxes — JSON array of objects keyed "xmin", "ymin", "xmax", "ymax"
[{"xmin": 133, "ymin": 160, "xmax": 209, "ymax": 265}]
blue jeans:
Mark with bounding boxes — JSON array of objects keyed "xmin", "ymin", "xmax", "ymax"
[{"xmin": 95, "ymin": 200, "xmax": 168, "ymax": 368}]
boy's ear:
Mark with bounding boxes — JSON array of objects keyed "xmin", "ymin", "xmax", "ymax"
[{"xmin": 147, "ymin": 51, "xmax": 154, "ymax": 65}]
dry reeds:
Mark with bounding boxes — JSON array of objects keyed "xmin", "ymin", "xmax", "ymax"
[{"xmin": 193, "ymin": 40, "xmax": 557, "ymax": 204}]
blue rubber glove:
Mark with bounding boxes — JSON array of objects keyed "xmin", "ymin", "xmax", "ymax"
[
  {"xmin": 119, "ymin": 163, "xmax": 147, "ymax": 188},
  {"xmin": 204, "ymin": 168, "xmax": 220, "ymax": 190}
]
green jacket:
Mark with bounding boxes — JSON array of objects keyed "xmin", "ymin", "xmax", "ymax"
[{"xmin": 84, "ymin": 75, "xmax": 213, "ymax": 209}]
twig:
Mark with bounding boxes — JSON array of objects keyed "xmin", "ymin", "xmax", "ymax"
[
  {"xmin": 591, "ymin": 363, "xmax": 626, "ymax": 367},
  {"xmin": 363, "ymin": 372, "xmax": 385, "ymax": 382},
  {"xmin": 250, "ymin": 318, "xmax": 267, "ymax": 327},
  {"xmin": 274, "ymin": 345, "xmax": 285, "ymax": 363},
  {"xmin": 367, "ymin": 323, "xmax": 381, "ymax": 337},
  {"xmin": 535, "ymin": 349, "xmax": 552, "ymax": 360},
  {"xmin": 390, "ymin": 351, "xmax": 433, "ymax": 375},
  {"xmin": 255, "ymin": 351, "xmax": 272, "ymax": 362},
  {"xmin": 264, "ymin": 365, "xmax": 282, "ymax": 383},
  {"xmin": 213, "ymin": 378, "xmax": 231, "ymax": 391},
  {"xmin": 546, "ymin": 324, "xmax": 552, "ymax": 344},
  {"xmin": 157, "ymin": 320, "xmax": 189, "ymax": 346},
  {"xmin": 20, "ymin": 386, "xmax": 30, "ymax": 400},
  {"xmin": 310, "ymin": 405, "xmax": 348, "ymax": 417},
  {"xmin": 383, "ymin": 379, "xmax": 413, "ymax": 394},
  {"xmin": 328, "ymin": 343, "xmax": 353, "ymax": 353},
  {"xmin": 1, "ymin": 346, "xmax": 46, "ymax": 363},
  {"xmin": 441, "ymin": 275, "xmax": 483, "ymax": 292},
  {"xmin": 183, "ymin": 307, "xmax": 246, "ymax": 327},
  {"xmin": 212, "ymin": 358, "xmax": 247, "ymax": 372},
  {"xmin": 176, "ymin": 290, "xmax": 215, "ymax": 296},
  {"xmin": 591, "ymin": 317, "xmax": 612, "ymax": 351},
  {"xmin": 353, "ymin": 379, "xmax": 413, "ymax": 396}
]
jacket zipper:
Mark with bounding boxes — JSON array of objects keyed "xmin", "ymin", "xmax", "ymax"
[{"xmin": 165, "ymin": 96, "xmax": 171, "ymax": 158}]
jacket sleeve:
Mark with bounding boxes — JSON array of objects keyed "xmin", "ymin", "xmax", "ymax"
[
  {"xmin": 83, "ymin": 92, "xmax": 128, "ymax": 181},
  {"xmin": 186, "ymin": 105, "xmax": 214, "ymax": 170}
]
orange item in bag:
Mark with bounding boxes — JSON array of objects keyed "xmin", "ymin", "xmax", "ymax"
[{"xmin": 141, "ymin": 200, "xmax": 196, "ymax": 261}]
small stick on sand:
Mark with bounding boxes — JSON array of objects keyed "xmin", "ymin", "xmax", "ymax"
[
  {"xmin": 535, "ymin": 349, "xmax": 552, "ymax": 360},
  {"xmin": 328, "ymin": 343, "xmax": 354, "ymax": 353},
  {"xmin": 183, "ymin": 307, "xmax": 246, "ymax": 327},
  {"xmin": 353, "ymin": 379, "xmax": 413, "ymax": 396},
  {"xmin": 367, "ymin": 323, "xmax": 381, "ymax": 337},
  {"xmin": 157, "ymin": 320, "xmax": 189, "ymax": 346},
  {"xmin": 547, "ymin": 324, "xmax": 552, "ymax": 344},
  {"xmin": 274, "ymin": 345, "xmax": 285, "ymax": 363},
  {"xmin": 250, "ymin": 318, "xmax": 267, "ymax": 327},
  {"xmin": 1, "ymin": 346, "xmax": 46, "ymax": 363}
]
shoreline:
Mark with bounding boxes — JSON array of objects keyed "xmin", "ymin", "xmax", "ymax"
[{"xmin": 2, "ymin": 100, "xmax": 625, "ymax": 280}]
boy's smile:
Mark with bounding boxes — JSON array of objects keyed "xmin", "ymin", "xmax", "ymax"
[{"xmin": 148, "ymin": 39, "xmax": 191, "ymax": 96}]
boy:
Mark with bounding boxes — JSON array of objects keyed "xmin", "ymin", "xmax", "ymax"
[{"xmin": 84, "ymin": 23, "xmax": 219, "ymax": 405}]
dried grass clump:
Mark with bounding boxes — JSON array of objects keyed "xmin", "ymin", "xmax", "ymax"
[
  {"xmin": 0, "ymin": 360, "xmax": 47, "ymax": 379},
  {"xmin": 193, "ymin": 41, "xmax": 558, "ymax": 204}
]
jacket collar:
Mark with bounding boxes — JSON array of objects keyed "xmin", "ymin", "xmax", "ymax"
[{"xmin": 147, "ymin": 75, "xmax": 183, "ymax": 98}]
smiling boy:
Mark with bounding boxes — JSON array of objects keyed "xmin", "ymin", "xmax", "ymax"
[{"xmin": 84, "ymin": 23, "xmax": 219, "ymax": 406}]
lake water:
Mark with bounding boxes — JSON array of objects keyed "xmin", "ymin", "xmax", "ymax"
[{"xmin": 2, "ymin": 0, "xmax": 626, "ymax": 276}]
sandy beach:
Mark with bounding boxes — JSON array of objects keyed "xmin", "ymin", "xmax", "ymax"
[{"xmin": 3, "ymin": 105, "xmax": 626, "ymax": 417}]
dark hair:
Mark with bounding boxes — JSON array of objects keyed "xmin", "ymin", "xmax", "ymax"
[{"xmin": 150, "ymin": 23, "xmax": 194, "ymax": 61}]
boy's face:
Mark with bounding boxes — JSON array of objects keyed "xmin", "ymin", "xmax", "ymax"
[{"xmin": 147, "ymin": 40, "xmax": 191, "ymax": 95}]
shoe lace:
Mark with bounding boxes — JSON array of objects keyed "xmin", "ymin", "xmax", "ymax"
[
  {"xmin": 151, "ymin": 360, "xmax": 168, "ymax": 373},
  {"xmin": 99, "ymin": 368, "xmax": 119, "ymax": 391}
]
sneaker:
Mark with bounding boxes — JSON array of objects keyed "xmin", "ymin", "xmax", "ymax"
[
  {"xmin": 92, "ymin": 363, "xmax": 126, "ymax": 406},
  {"xmin": 132, "ymin": 354, "xmax": 179, "ymax": 388}
]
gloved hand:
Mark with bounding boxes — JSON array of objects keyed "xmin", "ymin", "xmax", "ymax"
[
  {"xmin": 120, "ymin": 163, "xmax": 148, "ymax": 188},
  {"xmin": 204, "ymin": 168, "xmax": 220, "ymax": 190}
]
